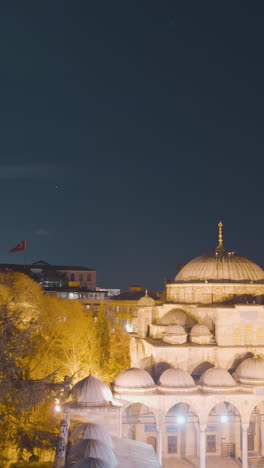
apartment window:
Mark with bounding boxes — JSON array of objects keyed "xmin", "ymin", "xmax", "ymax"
[
  {"xmin": 87, "ymin": 273, "xmax": 92, "ymax": 281},
  {"xmin": 79, "ymin": 274, "xmax": 83, "ymax": 281},
  {"xmin": 70, "ymin": 273, "xmax": 75, "ymax": 281}
]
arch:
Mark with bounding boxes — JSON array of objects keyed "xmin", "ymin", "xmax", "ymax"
[
  {"xmin": 207, "ymin": 400, "xmax": 241, "ymax": 420},
  {"xmin": 248, "ymin": 400, "xmax": 264, "ymax": 458},
  {"xmin": 228, "ymin": 352, "xmax": 254, "ymax": 374},
  {"xmin": 206, "ymin": 401, "xmax": 241, "ymax": 459},
  {"xmin": 165, "ymin": 402, "xmax": 199, "ymax": 460},
  {"xmin": 166, "ymin": 402, "xmax": 199, "ymax": 421},
  {"xmin": 191, "ymin": 361, "xmax": 214, "ymax": 381},
  {"xmin": 122, "ymin": 403, "xmax": 156, "ymax": 447}
]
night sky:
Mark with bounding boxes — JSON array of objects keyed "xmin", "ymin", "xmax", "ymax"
[{"xmin": 1, "ymin": 2, "xmax": 264, "ymax": 291}]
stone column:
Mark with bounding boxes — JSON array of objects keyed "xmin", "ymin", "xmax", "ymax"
[
  {"xmin": 261, "ymin": 415, "xmax": 264, "ymax": 456},
  {"xmin": 118, "ymin": 406, "xmax": 122, "ymax": 438},
  {"xmin": 156, "ymin": 426, "xmax": 163, "ymax": 465},
  {"xmin": 234, "ymin": 420, "xmax": 241, "ymax": 458},
  {"xmin": 199, "ymin": 424, "xmax": 206, "ymax": 468},
  {"xmin": 241, "ymin": 424, "xmax": 248, "ymax": 468}
]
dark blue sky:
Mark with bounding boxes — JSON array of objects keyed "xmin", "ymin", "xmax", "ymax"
[{"xmin": 1, "ymin": 2, "xmax": 264, "ymax": 290}]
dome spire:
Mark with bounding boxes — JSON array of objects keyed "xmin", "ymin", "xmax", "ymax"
[{"xmin": 216, "ymin": 221, "xmax": 225, "ymax": 252}]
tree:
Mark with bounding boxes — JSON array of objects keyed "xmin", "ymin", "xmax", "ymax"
[
  {"xmin": 30, "ymin": 297, "xmax": 100, "ymax": 383},
  {"xmin": 0, "ymin": 306, "xmax": 59, "ymax": 464},
  {"xmin": 104, "ymin": 324, "xmax": 130, "ymax": 383},
  {"xmin": 0, "ymin": 272, "xmax": 131, "ymax": 464},
  {"xmin": 95, "ymin": 302, "xmax": 110, "ymax": 369}
]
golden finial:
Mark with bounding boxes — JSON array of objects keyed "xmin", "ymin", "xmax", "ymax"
[
  {"xmin": 218, "ymin": 221, "xmax": 223, "ymax": 246},
  {"xmin": 216, "ymin": 221, "xmax": 225, "ymax": 252}
]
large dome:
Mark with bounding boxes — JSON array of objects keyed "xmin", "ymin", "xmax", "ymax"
[
  {"xmin": 175, "ymin": 251, "xmax": 264, "ymax": 282},
  {"xmin": 175, "ymin": 221, "xmax": 264, "ymax": 283}
]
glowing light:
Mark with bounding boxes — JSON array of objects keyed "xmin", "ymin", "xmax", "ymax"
[
  {"xmin": 125, "ymin": 322, "xmax": 133, "ymax": 333},
  {"xmin": 176, "ymin": 415, "xmax": 186, "ymax": 425},
  {"xmin": 220, "ymin": 414, "xmax": 229, "ymax": 423},
  {"xmin": 54, "ymin": 398, "xmax": 61, "ymax": 413}
]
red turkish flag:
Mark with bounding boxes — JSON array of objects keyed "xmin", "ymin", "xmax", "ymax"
[{"xmin": 9, "ymin": 240, "xmax": 26, "ymax": 253}]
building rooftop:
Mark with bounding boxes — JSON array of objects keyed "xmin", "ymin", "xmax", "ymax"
[
  {"xmin": 112, "ymin": 290, "xmax": 160, "ymax": 301},
  {"xmin": 0, "ymin": 260, "xmax": 95, "ymax": 272}
]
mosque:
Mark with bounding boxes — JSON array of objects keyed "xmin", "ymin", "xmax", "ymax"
[{"xmin": 58, "ymin": 223, "xmax": 264, "ymax": 468}]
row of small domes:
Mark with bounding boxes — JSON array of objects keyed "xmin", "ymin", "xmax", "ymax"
[
  {"xmin": 69, "ymin": 356, "xmax": 264, "ymax": 406},
  {"xmin": 162, "ymin": 324, "xmax": 211, "ymax": 335},
  {"xmin": 113, "ymin": 358, "xmax": 264, "ymax": 391}
]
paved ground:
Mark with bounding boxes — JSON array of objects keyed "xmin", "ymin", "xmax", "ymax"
[{"xmin": 163, "ymin": 456, "xmax": 240, "ymax": 467}]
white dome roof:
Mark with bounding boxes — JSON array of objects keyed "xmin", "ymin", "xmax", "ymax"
[
  {"xmin": 190, "ymin": 324, "xmax": 211, "ymax": 336},
  {"xmin": 137, "ymin": 291, "xmax": 155, "ymax": 307},
  {"xmin": 175, "ymin": 251, "xmax": 264, "ymax": 282},
  {"xmin": 70, "ymin": 423, "xmax": 112, "ymax": 447},
  {"xmin": 70, "ymin": 440, "xmax": 116, "ymax": 467},
  {"xmin": 159, "ymin": 309, "xmax": 187, "ymax": 325},
  {"xmin": 158, "ymin": 368, "xmax": 195, "ymax": 387},
  {"xmin": 200, "ymin": 368, "xmax": 236, "ymax": 387},
  {"xmin": 74, "ymin": 457, "xmax": 110, "ymax": 468},
  {"xmin": 71, "ymin": 374, "xmax": 113, "ymax": 406},
  {"xmin": 114, "ymin": 367, "xmax": 155, "ymax": 388},
  {"xmin": 164, "ymin": 325, "xmax": 186, "ymax": 335},
  {"xmin": 233, "ymin": 356, "xmax": 264, "ymax": 384},
  {"xmin": 83, "ymin": 424, "xmax": 112, "ymax": 447}
]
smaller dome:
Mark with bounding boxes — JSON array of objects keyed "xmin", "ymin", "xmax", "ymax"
[
  {"xmin": 74, "ymin": 457, "xmax": 110, "ymax": 468},
  {"xmin": 70, "ymin": 374, "xmax": 113, "ymax": 406},
  {"xmin": 158, "ymin": 368, "xmax": 195, "ymax": 388},
  {"xmin": 165, "ymin": 325, "xmax": 186, "ymax": 335},
  {"xmin": 69, "ymin": 440, "xmax": 116, "ymax": 467},
  {"xmin": 114, "ymin": 368, "xmax": 155, "ymax": 388},
  {"xmin": 83, "ymin": 424, "xmax": 112, "ymax": 447},
  {"xmin": 190, "ymin": 324, "xmax": 211, "ymax": 336},
  {"xmin": 233, "ymin": 356, "xmax": 264, "ymax": 384},
  {"xmin": 137, "ymin": 290, "xmax": 155, "ymax": 307},
  {"xmin": 200, "ymin": 368, "xmax": 236, "ymax": 387},
  {"xmin": 159, "ymin": 309, "xmax": 187, "ymax": 326},
  {"xmin": 70, "ymin": 423, "xmax": 112, "ymax": 447}
]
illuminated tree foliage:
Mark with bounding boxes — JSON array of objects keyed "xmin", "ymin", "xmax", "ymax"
[
  {"xmin": 0, "ymin": 272, "xmax": 130, "ymax": 465},
  {"xmin": 0, "ymin": 278, "xmax": 61, "ymax": 464},
  {"xmin": 95, "ymin": 302, "xmax": 110, "ymax": 369}
]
